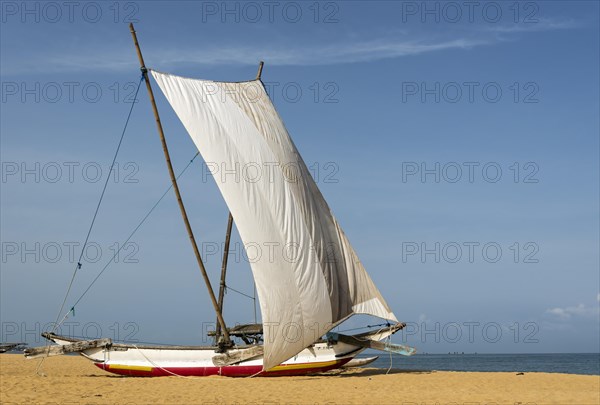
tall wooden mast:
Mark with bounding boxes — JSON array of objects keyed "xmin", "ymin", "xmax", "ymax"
[
  {"xmin": 214, "ymin": 212, "xmax": 233, "ymax": 343},
  {"xmin": 128, "ymin": 23, "xmax": 231, "ymax": 349},
  {"xmin": 214, "ymin": 61, "xmax": 264, "ymax": 343}
]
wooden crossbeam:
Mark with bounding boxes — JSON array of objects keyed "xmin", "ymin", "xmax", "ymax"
[
  {"xmin": 212, "ymin": 345, "xmax": 264, "ymax": 366},
  {"xmin": 24, "ymin": 338, "xmax": 112, "ymax": 359}
]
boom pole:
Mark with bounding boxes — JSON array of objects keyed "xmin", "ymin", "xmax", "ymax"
[{"xmin": 128, "ymin": 23, "xmax": 231, "ymax": 349}]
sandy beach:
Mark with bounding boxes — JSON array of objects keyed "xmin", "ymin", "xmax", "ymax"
[{"xmin": 1, "ymin": 354, "xmax": 598, "ymax": 405}]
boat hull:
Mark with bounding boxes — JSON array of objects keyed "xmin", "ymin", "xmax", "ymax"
[
  {"xmin": 94, "ymin": 357, "xmax": 351, "ymax": 377},
  {"xmin": 37, "ymin": 324, "xmax": 405, "ymax": 377},
  {"xmin": 51, "ymin": 336, "xmax": 364, "ymax": 377}
]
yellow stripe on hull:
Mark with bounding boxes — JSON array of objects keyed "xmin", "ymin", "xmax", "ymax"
[{"xmin": 109, "ymin": 364, "xmax": 154, "ymax": 372}]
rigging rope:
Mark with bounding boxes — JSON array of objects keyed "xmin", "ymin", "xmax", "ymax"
[
  {"xmin": 224, "ymin": 284, "xmax": 255, "ymax": 301},
  {"xmin": 37, "ymin": 152, "xmax": 201, "ymax": 376},
  {"xmin": 58, "ymin": 152, "xmax": 201, "ymax": 327},
  {"xmin": 37, "ymin": 75, "xmax": 143, "ymax": 376},
  {"xmin": 50, "ymin": 75, "xmax": 144, "ymax": 335},
  {"xmin": 338, "ymin": 322, "xmax": 391, "ymax": 333},
  {"xmin": 386, "ymin": 325, "xmax": 393, "ymax": 375},
  {"xmin": 253, "ymin": 282, "xmax": 257, "ymax": 325}
]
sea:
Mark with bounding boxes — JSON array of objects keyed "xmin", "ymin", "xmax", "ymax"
[
  {"xmin": 363, "ymin": 353, "xmax": 600, "ymax": 375},
  {"xmin": 5, "ymin": 345, "xmax": 598, "ymax": 375}
]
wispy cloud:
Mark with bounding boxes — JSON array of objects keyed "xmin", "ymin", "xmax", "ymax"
[
  {"xmin": 2, "ymin": 37, "xmax": 488, "ymax": 75},
  {"xmin": 546, "ymin": 302, "xmax": 600, "ymax": 320},
  {"xmin": 156, "ymin": 37, "xmax": 489, "ymax": 67},
  {"xmin": 1, "ymin": 17, "xmax": 581, "ymax": 76},
  {"xmin": 484, "ymin": 18, "xmax": 581, "ymax": 34}
]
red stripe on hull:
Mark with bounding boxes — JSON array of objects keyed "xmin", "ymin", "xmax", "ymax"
[{"xmin": 94, "ymin": 358, "xmax": 351, "ymax": 377}]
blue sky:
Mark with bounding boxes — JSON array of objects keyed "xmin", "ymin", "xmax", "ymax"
[{"xmin": 1, "ymin": 1, "xmax": 598, "ymax": 354}]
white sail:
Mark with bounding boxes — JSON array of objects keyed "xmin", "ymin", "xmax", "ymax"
[{"xmin": 150, "ymin": 70, "xmax": 397, "ymax": 370}]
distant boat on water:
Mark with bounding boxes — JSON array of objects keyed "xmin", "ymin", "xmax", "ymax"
[{"xmin": 0, "ymin": 343, "xmax": 26, "ymax": 353}]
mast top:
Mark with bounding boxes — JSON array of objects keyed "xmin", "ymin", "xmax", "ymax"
[
  {"xmin": 256, "ymin": 61, "xmax": 264, "ymax": 80},
  {"xmin": 129, "ymin": 23, "xmax": 148, "ymax": 75}
]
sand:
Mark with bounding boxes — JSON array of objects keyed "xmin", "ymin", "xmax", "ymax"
[{"xmin": 1, "ymin": 354, "xmax": 598, "ymax": 405}]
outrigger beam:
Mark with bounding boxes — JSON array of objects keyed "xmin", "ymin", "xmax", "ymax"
[
  {"xmin": 326, "ymin": 332, "xmax": 417, "ymax": 356},
  {"xmin": 128, "ymin": 23, "xmax": 231, "ymax": 348},
  {"xmin": 24, "ymin": 338, "xmax": 112, "ymax": 359}
]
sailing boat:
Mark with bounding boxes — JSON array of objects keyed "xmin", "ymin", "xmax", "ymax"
[
  {"xmin": 24, "ymin": 24, "xmax": 415, "ymax": 377},
  {"xmin": 0, "ymin": 343, "xmax": 26, "ymax": 353}
]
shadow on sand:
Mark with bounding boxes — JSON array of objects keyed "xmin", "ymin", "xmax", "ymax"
[{"xmin": 316, "ymin": 367, "xmax": 434, "ymax": 377}]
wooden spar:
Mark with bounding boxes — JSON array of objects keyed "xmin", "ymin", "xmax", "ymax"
[
  {"xmin": 214, "ymin": 62, "xmax": 264, "ymax": 343},
  {"xmin": 212, "ymin": 345, "xmax": 264, "ymax": 366},
  {"xmin": 24, "ymin": 338, "xmax": 112, "ymax": 359},
  {"xmin": 214, "ymin": 212, "xmax": 233, "ymax": 343},
  {"xmin": 256, "ymin": 61, "xmax": 264, "ymax": 80},
  {"xmin": 128, "ymin": 23, "xmax": 231, "ymax": 347}
]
